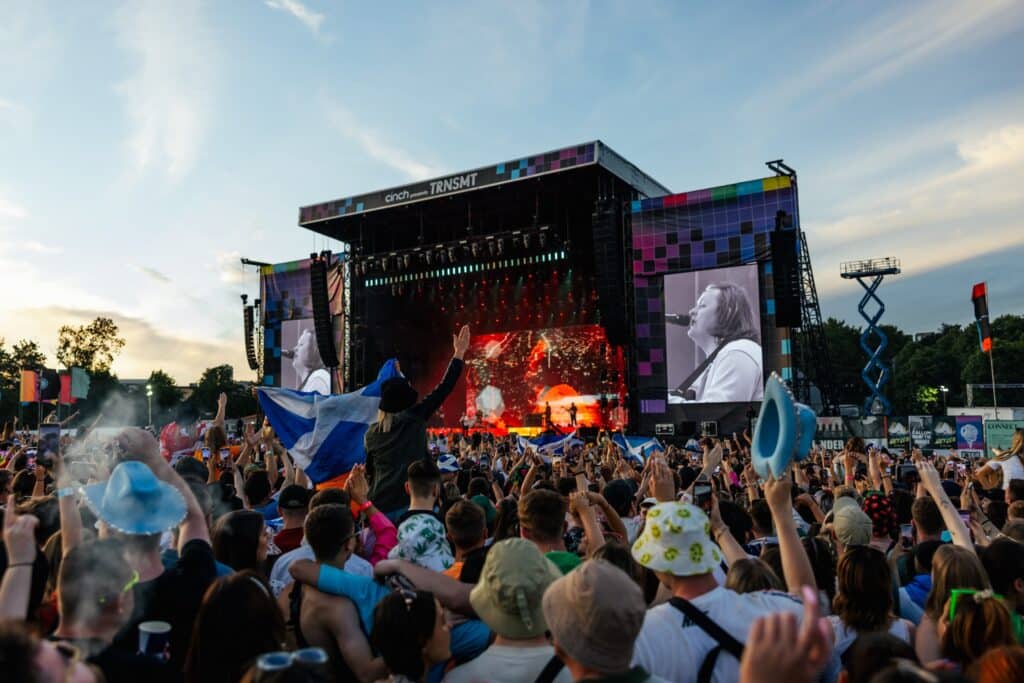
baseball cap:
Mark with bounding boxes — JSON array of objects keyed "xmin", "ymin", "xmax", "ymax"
[
  {"xmin": 278, "ymin": 484, "xmax": 313, "ymax": 511},
  {"xmin": 833, "ymin": 504, "xmax": 873, "ymax": 547}
]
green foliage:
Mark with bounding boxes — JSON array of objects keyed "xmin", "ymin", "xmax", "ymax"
[
  {"xmin": 147, "ymin": 370, "xmax": 183, "ymax": 409},
  {"xmin": 188, "ymin": 364, "xmax": 258, "ymax": 420},
  {"xmin": 56, "ymin": 317, "xmax": 126, "ymax": 373}
]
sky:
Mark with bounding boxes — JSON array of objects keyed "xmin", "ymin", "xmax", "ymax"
[{"xmin": 1, "ymin": 1, "xmax": 1022, "ymax": 384}]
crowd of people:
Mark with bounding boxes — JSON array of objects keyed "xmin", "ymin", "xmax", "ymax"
[{"xmin": 0, "ymin": 330, "xmax": 1023, "ymax": 682}]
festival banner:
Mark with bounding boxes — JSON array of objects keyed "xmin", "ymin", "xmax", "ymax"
[
  {"xmin": 814, "ymin": 417, "xmax": 846, "ymax": 450},
  {"xmin": 38, "ymin": 369, "xmax": 60, "ymax": 403},
  {"xmin": 931, "ymin": 416, "xmax": 956, "ymax": 453},
  {"xmin": 19, "ymin": 370, "xmax": 38, "ymax": 403},
  {"xmin": 955, "ymin": 415, "xmax": 984, "ymax": 458},
  {"xmin": 887, "ymin": 416, "xmax": 910, "ymax": 452},
  {"xmin": 848, "ymin": 416, "xmax": 886, "ymax": 449},
  {"xmin": 985, "ymin": 420, "xmax": 1024, "ymax": 455},
  {"xmin": 908, "ymin": 415, "xmax": 934, "ymax": 450}
]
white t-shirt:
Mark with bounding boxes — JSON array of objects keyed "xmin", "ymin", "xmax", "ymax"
[
  {"xmin": 828, "ymin": 615, "xmax": 912, "ymax": 660},
  {"xmin": 984, "ymin": 456, "xmax": 1024, "ymax": 489},
  {"xmin": 691, "ymin": 339, "xmax": 764, "ymax": 403},
  {"xmin": 300, "ymin": 368, "xmax": 331, "ymax": 395},
  {"xmin": 268, "ymin": 542, "xmax": 373, "ymax": 596},
  {"xmin": 443, "ymin": 644, "xmax": 572, "ymax": 683},
  {"xmin": 631, "ymin": 587, "xmax": 805, "ymax": 683}
]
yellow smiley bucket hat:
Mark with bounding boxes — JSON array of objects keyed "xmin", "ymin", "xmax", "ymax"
[{"xmin": 631, "ymin": 502, "xmax": 722, "ymax": 576}]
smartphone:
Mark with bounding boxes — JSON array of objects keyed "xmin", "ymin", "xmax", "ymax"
[
  {"xmin": 900, "ymin": 523, "xmax": 914, "ymax": 549},
  {"xmin": 958, "ymin": 510, "xmax": 971, "ymax": 527},
  {"xmin": 694, "ymin": 483, "xmax": 712, "ymax": 511},
  {"xmin": 898, "ymin": 463, "xmax": 919, "ymax": 484},
  {"xmin": 201, "ymin": 448, "xmax": 211, "ymax": 461}
]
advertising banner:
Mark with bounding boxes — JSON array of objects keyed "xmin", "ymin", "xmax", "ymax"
[
  {"xmin": 887, "ymin": 416, "xmax": 910, "ymax": 452},
  {"xmin": 985, "ymin": 420, "xmax": 1024, "ymax": 455},
  {"xmin": 815, "ymin": 417, "xmax": 846, "ymax": 450},
  {"xmin": 955, "ymin": 415, "xmax": 985, "ymax": 455},
  {"xmin": 909, "ymin": 415, "xmax": 934, "ymax": 450},
  {"xmin": 931, "ymin": 416, "xmax": 956, "ymax": 453}
]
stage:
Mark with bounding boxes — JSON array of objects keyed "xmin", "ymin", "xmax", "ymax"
[{"xmin": 257, "ymin": 141, "xmax": 829, "ymax": 439}]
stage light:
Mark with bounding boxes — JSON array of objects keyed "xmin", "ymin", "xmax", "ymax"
[
  {"xmin": 425, "ymin": 250, "xmax": 434, "ymax": 265},
  {"xmin": 497, "ymin": 238, "xmax": 505, "ymax": 256},
  {"xmin": 523, "ymin": 234, "xmax": 531, "ymax": 249},
  {"xmin": 448, "ymin": 246, "xmax": 457, "ymax": 263},
  {"xmin": 471, "ymin": 242, "xmax": 482, "ymax": 258},
  {"xmin": 487, "ymin": 239, "xmax": 497, "ymax": 257},
  {"xmin": 539, "ymin": 232, "xmax": 547, "ymax": 248},
  {"xmin": 403, "ymin": 253, "xmax": 412, "ymax": 270}
]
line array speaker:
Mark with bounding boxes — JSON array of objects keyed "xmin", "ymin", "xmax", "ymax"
[{"xmin": 310, "ymin": 255, "xmax": 340, "ymax": 368}]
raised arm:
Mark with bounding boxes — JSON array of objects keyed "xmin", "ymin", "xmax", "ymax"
[
  {"xmin": 372, "ymin": 558, "xmax": 474, "ymax": 615},
  {"xmin": 570, "ymin": 491, "xmax": 605, "ymax": 554},
  {"xmin": 916, "ymin": 457, "xmax": 973, "ymax": 551},
  {"xmin": 116, "ymin": 428, "xmax": 210, "ymax": 549},
  {"xmin": 764, "ymin": 476, "xmax": 816, "ymax": 594},
  {"xmin": 0, "ymin": 495, "xmax": 39, "ymax": 620},
  {"xmin": 710, "ymin": 494, "xmax": 750, "ymax": 566},
  {"xmin": 587, "ymin": 491, "xmax": 628, "ymax": 542},
  {"xmin": 407, "ymin": 326, "xmax": 469, "ymax": 420},
  {"xmin": 213, "ymin": 392, "xmax": 227, "ymax": 429}
]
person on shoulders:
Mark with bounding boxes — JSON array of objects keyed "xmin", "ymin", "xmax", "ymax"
[{"xmin": 366, "ymin": 326, "xmax": 470, "ymax": 523}]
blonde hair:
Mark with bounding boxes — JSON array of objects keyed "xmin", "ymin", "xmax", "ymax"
[
  {"xmin": 725, "ymin": 558, "xmax": 783, "ymax": 594},
  {"xmin": 996, "ymin": 429, "xmax": 1024, "ymax": 462},
  {"xmin": 376, "ymin": 410, "xmax": 394, "ymax": 434}
]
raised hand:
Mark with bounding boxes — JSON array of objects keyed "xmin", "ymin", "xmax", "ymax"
[
  {"xmin": 763, "ymin": 475, "xmax": 792, "ymax": 514},
  {"xmin": 346, "ymin": 464, "xmax": 369, "ymax": 505},
  {"xmin": 3, "ymin": 495, "xmax": 39, "ymax": 566},
  {"xmin": 453, "ymin": 325, "xmax": 471, "ymax": 360}
]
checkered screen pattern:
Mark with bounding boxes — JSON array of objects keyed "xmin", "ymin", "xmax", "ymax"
[{"xmin": 631, "ymin": 176, "xmax": 797, "ymax": 411}]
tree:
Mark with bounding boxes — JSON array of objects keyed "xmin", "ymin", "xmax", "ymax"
[
  {"xmin": 148, "ymin": 370, "xmax": 183, "ymax": 409},
  {"xmin": 189, "ymin": 364, "xmax": 258, "ymax": 420},
  {"xmin": 56, "ymin": 317, "xmax": 125, "ymax": 372},
  {"xmin": 11, "ymin": 340, "xmax": 46, "ymax": 371}
]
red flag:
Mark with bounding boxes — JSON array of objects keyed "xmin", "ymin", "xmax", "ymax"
[
  {"xmin": 59, "ymin": 373, "xmax": 76, "ymax": 405},
  {"xmin": 971, "ymin": 282, "xmax": 992, "ymax": 353}
]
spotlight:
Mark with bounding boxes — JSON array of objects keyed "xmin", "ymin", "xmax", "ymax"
[
  {"xmin": 497, "ymin": 238, "xmax": 505, "ymax": 256},
  {"xmin": 425, "ymin": 250, "xmax": 434, "ymax": 265},
  {"xmin": 448, "ymin": 246, "xmax": 458, "ymax": 263},
  {"xmin": 403, "ymin": 253, "xmax": 412, "ymax": 270},
  {"xmin": 381, "ymin": 256, "xmax": 389, "ymax": 272},
  {"xmin": 471, "ymin": 242, "xmax": 482, "ymax": 258},
  {"xmin": 523, "ymin": 233, "xmax": 531, "ymax": 249},
  {"xmin": 487, "ymin": 239, "xmax": 497, "ymax": 257},
  {"xmin": 539, "ymin": 232, "xmax": 547, "ymax": 248}
]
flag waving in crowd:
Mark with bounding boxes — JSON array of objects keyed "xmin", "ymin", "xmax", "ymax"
[{"xmin": 257, "ymin": 358, "xmax": 401, "ymax": 484}]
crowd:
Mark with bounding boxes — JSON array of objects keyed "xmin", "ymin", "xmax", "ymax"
[{"xmin": 0, "ymin": 329, "xmax": 1023, "ymax": 683}]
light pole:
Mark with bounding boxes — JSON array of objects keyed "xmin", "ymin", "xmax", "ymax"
[
  {"xmin": 940, "ymin": 385, "xmax": 949, "ymax": 413},
  {"xmin": 146, "ymin": 384, "xmax": 153, "ymax": 426}
]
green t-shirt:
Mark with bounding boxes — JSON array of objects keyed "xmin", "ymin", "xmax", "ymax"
[{"xmin": 546, "ymin": 550, "xmax": 582, "ymax": 574}]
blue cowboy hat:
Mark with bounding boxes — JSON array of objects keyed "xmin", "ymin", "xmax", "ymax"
[
  {"xmin": 751, "ymin": 373, "xmax": 817, "ymax": 479},
  {"xmin": 83, "ymin": 461, "xmax": 187, "ymax": 535}
]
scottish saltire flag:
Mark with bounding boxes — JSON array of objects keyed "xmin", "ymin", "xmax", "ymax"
[
  {"xmin": 514, "ymin": 431, "xmax": 580, "ymax": 460},
  {"xmin": 257, "ymin": 359, "xmax": 401, "ymax": 484},
  {"xmin": 613, "ymin": 434, "xmax": 662, "ymax": 462}
]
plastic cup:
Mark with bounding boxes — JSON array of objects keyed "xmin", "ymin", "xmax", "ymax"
[{"xmin": 138, "ymin": 620, "xmax": 171, "ymax": 660}]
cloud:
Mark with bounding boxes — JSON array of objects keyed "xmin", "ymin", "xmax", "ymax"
[
  {"xmin": 132, "ymin": 265, "xmax": 172, "ymax": 284},
  {"xmin": 114, "ymin": 0, "xmax": 218, "ymax": 180},
  {"xmin": 265, "ymin": 0, "xmax": 324, "ymax": 34},
  {"xmin": 750, "ymin": 1, "xmax": 1024, "ymax": 112},
  {"xmin": 0, "ymin": 306, "xmax": 250, "ymax": 382},
  {"xmin": 807, "ymin": 119, "xmax": 1024, "ymax": 298},
  {"xmin": 21, "ymin": 241, "xmax": 61, "ymax": 255},
  {"xmin": 324, "ymin": 101, "xmax": 441, "ymax": 181},
  {"xmin": 0, "ymin": 195, "xmax": 27, "ymax": 219},
  {"xmin": 216, "ymin": 251, "xmax": 245, "ymax": 284}
]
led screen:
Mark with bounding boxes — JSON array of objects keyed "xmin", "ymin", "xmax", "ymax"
[
  {"xmin": 464, "ymin": 325, "xmax": 626, "ymax": 430},
  {"xmin": 663, "ymin": 264, "xmax": 764, "ymax": 404}
]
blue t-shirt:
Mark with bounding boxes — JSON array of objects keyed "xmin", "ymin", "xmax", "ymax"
[{"xmin": 253, "ymin": 494, "xmax": 280, "ymax": 521}]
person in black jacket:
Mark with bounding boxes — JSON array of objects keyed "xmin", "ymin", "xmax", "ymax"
[{"xmin": 365, "ymin": 325, "xmax": 470, "ymax": 522}]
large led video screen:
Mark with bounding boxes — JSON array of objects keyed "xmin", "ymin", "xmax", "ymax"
[
  {"xmin": 260, "ymin": 257, "xmax": 343, "ymax": 392},
  {"xmin": 664, "ymin": 264, "xmax": 764, "ymax": 404},
  {"xmin": 464, "ymin": 325, "xmax": 626, "ymax": 430},
  {"xmin": 631, "ymin": 175, "xmax": 797, "ymax": 434}
]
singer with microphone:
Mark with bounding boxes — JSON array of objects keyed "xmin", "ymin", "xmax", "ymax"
[{"xmin": 667, "ymin": 282, "xmax": 763, "ymax": 403}]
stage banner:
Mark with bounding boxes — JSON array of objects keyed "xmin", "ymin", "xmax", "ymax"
[
  {"xmin": 260, "ymin": 256, "xmax": 343, "ymax": 391},
  {"xmin": 887, "ymin": 416, "xmax": 910, "ymax": 452},
  {"xmin": 985, "ymin": 420, "xmax": 1024, "ymax": 455},
  {"xmin": 931, "ymin": 416, "xmax": 956, "ymax": 453},
  {"xmin": 848, "ymin": 416, "xmax": 886, "ymax": 448},
  {"xmin": 955, "ymin": 415, "xmax": 984, "ymax": 458},
  {"xmin": 814, "ymin": 417, "xmax": 846, "ymax": 450}
]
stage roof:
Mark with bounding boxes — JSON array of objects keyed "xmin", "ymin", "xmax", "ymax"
[{"xmin": 298, "ymin": 141, "xmax": 669, "ymax": 243}]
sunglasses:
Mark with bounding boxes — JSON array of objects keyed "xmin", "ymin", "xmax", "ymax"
[
  {"xmin": 256, "ymin": 647, "xmax": 329, "ymax": 671},
  {"xmin": 947, "ymin": 588, "xmax": 1003, "ymax": 621}
]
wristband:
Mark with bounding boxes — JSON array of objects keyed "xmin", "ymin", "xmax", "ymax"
[
  {"xmin": 56, "ymin": 487, "xmax": 76, "ymax": 499},
  {"xmin": 7, "ymin": 562, "xmax": 33, "ymax": 568},
  {"xmin": 358, "ymin": 501, "xmax": 373, "ymax": 512}
]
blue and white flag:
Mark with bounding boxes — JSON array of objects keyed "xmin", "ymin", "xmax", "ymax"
[
  {"xmin": 257, "ymin": 359, "xmax": 401, "ymax": 484},
  {"xmin": 612, "ymin": 434, "xmax": 662, "ymax": 462},
  {"xmin": 515, "ymin": 430, "xmax": 580, "ymax": 460}
]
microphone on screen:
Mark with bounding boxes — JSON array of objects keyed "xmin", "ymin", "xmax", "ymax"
[{"xmin": 665, "ymin": 313, "xmax": 691, "ymax": 326}]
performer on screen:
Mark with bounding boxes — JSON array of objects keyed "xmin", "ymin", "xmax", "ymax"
[
  {"xmin": 285, "ymin": 328, "xmax": 331, "ymax": 395},
  {"xmin": 544, "ymin": 402, "xmax": 553, "ymax": 429},
  {"xmin": 569, "ymin": 402, "xmax": 578, "ymax": 427},
  {"xmin": 669, "ymin": 282, "xmax": 763, "ymax": 403}
]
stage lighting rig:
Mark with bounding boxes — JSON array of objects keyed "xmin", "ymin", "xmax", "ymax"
[
  {"xmin": 403, "ymin": 253, "xmax": 412, "ymax": 270},
  {"xmin": 471, "ymin": 242, "xmax": 482, "ymax": 258},
  {"xmin": 447, "ymin": 245, "xmax": 458, "ymax": 263}
]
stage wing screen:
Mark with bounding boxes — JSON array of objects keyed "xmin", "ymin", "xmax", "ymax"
[{"xmin": 664, "ymin": 264, "xmax": 764, "ymax": 404}]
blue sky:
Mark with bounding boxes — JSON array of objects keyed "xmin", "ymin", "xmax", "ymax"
[{"xmin": 1, "ymin": 1, "xmax": 1022, "ymax": 383}]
